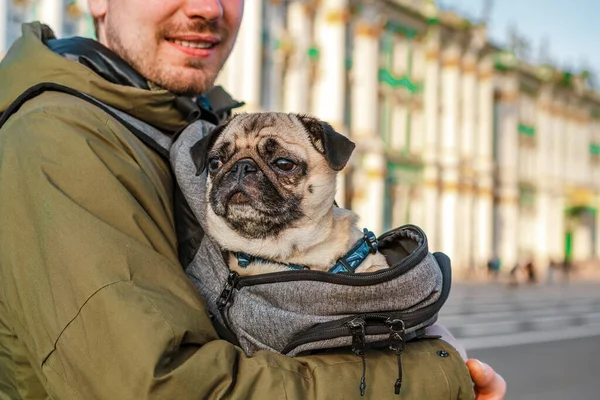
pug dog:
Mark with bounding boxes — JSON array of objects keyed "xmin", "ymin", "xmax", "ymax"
[{"xmin": 190, "ymin": 112, "xmax": 389, "ymax": 276}]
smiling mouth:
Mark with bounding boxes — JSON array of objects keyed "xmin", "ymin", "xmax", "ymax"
[{"xmin": 167, "ymin": 38, "xmax": 217, "ymax": 49}]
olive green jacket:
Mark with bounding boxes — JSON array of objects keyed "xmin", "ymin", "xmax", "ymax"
[{"xmin": 0, "ymin": 23, "xmax": 475, "ymax": 399}]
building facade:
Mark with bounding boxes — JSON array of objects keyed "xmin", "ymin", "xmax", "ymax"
[
  {"xmin": 493, "ymin": 56, "xmax": 600, "ymax": 271},
  {"xmin": 0, "ymin": 0, "xmax": 92, "ymax": 56},
  {"xmin": 218, "ymin": 0, "xmax": 497, "ymax": 271},
  {"xmin": 218, "ymin": 0, "xmax": 600, "ymax": 273},
  {"xmin": 2, "ymin": 0, "xmax": 600, "ymax": 273}
]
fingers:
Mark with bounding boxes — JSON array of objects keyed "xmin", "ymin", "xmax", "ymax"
[
  {"xmin": 467, "ymin": 359, "xmax": 492, "ymax": 387},
  {"xmin": 466, "ymin": 359, "xmax": 507, "ymax": 400}
]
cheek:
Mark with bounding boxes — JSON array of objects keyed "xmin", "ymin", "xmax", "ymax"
[
  {"xmin": 137, "ymin": 0, "xmax": 179, "ymax": 22},
  {"xmin": 305, "ymin": 173, "xmax": 336, "ymax": 199},
  {"xmin": 274, "ymin": 166, "xmax": 309, "ymax": 191},
  {"xmin": 223, "ymin": 0, "xmax": 245, "ymax": 31},
  {"xmin": 279, "ymin": 175, "xmax": 303, "ymax": 189},
  {"xmin": 113, "ymin": 0, "xmax": 176, "ymax": 40}
]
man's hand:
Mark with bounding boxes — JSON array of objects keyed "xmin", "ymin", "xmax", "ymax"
[{"xmin": 466, "ymin": 359, "xmax": 507, "ymax": 400}]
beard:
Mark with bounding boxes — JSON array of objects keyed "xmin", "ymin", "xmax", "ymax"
[{"xmin": 104, "ymin": 19, "xmax": 233, "ymax": 95}]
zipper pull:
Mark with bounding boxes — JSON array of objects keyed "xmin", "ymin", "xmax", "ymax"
[
  {"xmin": 386, "ymin": 318, "xmax": 406, "ymax": 395},
  {"xmin": 217, "ymin": 271, "xmax": 239, "ymax": 311},
  {"xmin": 348, "ymin": 318, "xmax": 367, "ymax": 396}
]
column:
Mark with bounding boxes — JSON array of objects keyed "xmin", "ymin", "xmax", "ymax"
[
  {"xmin": 473, "ymin": 55, "xmax": 494, "ymax": 270},
  {"xmin": 596, "ymin": 192, "xmax": 600, "ymax": 258},
  {"xmin": 217, "ymin": 0, "xmax": 263, "ymax": 111},
  {"xmin": 409, "ymin": 44, "xmax": 426, "ymax": 155},
  {"xmin": 595, "ymin": 122, "xmax": 600, "ymax": 258},
  {"xmin": 39, "ymin": 0, "xmax": 64, "ymax": 37},
  {"xmin": 391, "ymin": 35, "xmax": 409, "ymax": 151},
  {"xmin": 438, "ymin": 40, "xmax": 461, "ymax": 263},
  {"xmin": 422, "ymin": 24, "xmax": 441, "ymax": 250},
  {"xmin": 262, "ymin": 2, "xmax": 285, "ymax": 111},
  {"xmin": 495, "ymin": 74, "xmax": 520, "ymax": 272},
  {"xmin": 562, "ymin": 109, "xmax": 572, "ymax": 252},
  {"xmin": 312, "ymin": 0, "xmax": 349, "ymax": 206},
  {"xmin": 552, "ymin": 195, "xmax": 567, "ymax": 262},
  {"xmin": 535, "ymin": 191, "xmax": 551, "ymax": 266},
  {"xmin": 311, "ymin": 0, "xmax": 347, "ymax": 126},
  {"xmin": 349, "ymin": 18, "xmax": 384, "ymax": 234},
  {"xmin": 550, "ymin": 100, "xmax": 566, "ymax": 262},
  {"xmin": 406, "ymin": 39, "xmax": 426, "ymax": 230},
  {"xmin": 240, "ymin": 0, "xmax": 263, "ymax": 111},
  {"xmin": 534, "ymin": 88, "xmax": 552, "ymax": 270},
  {"xmin": 283, "ymin": 2, "xmax": 311, "ymax": 113},
  {"xmin": 456, "ymin": 52, "xmax": 477, "ymax": 270}
]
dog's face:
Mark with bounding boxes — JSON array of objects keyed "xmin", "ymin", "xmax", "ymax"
[{"xmin": 190, "ymin": 113, "xmax": 355, "ymax": 241}]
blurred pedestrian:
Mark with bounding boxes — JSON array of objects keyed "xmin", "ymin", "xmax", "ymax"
[
  {"xmin": 524, "ymin": 260, "xmax": 537, "ymax": 284},
  {"xmin": 487, "ymin": 256, "xmax": 501, "ymax": 281}
]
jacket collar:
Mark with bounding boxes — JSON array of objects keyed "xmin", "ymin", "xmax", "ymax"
[
  {"xmin": 44, "ymin": 35, "xmax": 244, "ymax": 125},
  {"xmin": 46, "ymin": 36, "xmax": 150, "ymax": 90}
]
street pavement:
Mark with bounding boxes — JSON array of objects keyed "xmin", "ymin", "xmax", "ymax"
[
  {"xmin": 439, "ymin": 281, "xmax": 600, "ymax": 399},
  {"xmin": 439, "ymin": 281, "xmax": 600, "ymax": 350},
  {"xmin": 470, "ymin": 336, "xmax": 600, "ymax": 400}
]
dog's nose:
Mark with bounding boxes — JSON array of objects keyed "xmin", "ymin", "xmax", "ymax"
[{"xmin": 231, "ymin": 158, "xmax": 258, "ymax": 177}]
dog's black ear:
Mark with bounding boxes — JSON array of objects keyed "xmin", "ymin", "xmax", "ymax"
[
  {"xmin": 190, "ymin": 123, "xmax": 228, "ymax": 175},
  {"xmin": 296, "ymin": 115, "xmax": 356, "ymax": 171}
]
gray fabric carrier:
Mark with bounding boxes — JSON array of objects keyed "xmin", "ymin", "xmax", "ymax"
[{"xmin": 98, "ymin": 110, "xmax": 452, "ymax": 357}]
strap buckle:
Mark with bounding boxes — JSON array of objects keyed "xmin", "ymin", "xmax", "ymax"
[{"xmin": 363, "ymin": 228, "xmax": 378, "ymax": 254}]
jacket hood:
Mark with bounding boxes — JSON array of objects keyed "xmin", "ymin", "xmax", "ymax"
[{"xmin": 0, "ymin": 22, "xmax": 189, "ymax": 132}]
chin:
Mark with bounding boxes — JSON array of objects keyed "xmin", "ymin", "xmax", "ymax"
[{"xmin": 152, "ymin": 67, "xmax": 215, "ymax": 95}]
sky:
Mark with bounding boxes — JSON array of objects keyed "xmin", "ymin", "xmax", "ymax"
[{"xmin": 440, "ymin": 0, "xmax": 600, "ymax": 77}]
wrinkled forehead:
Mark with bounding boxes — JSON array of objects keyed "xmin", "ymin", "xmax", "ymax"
[{"xmin": 212, "ymin": 113, "xmax": 311, "ymax": 150}]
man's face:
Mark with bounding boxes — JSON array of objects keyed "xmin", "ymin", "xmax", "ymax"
[{"xmin": 89, "ymin": 0, "xmax": 244, "ymax": 95}]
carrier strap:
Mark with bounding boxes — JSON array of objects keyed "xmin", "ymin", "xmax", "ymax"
[
  {"xmin": 0, "ymin": 82, "xmax": 173, "ymax": 158},
  {"xmin": 0, "ymin": 82, "xmax": 242, "ymax": 159}
]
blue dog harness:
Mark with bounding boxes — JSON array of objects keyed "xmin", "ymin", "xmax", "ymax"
[{"xmin": 236, "ymin": 229, "xmax": 379, "ymax": 274}]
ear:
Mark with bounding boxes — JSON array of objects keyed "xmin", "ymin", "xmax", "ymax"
[
  {"xmin": 296, "ymin": 115, "xmax": 356, "ymax": 171},
  {"xmin": 88, "ymin": 0, "xmax": 108, "ymax": 41},
  {"xmin": 189, "ymin": 123, "xmax": 228, "ymax": 175},
  {"xmin": 88, "ymin": 0, "xmax": 107, "ymax": 19}
]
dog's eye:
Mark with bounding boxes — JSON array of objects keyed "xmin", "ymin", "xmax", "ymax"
[
  {"xmin": 208, "ymin": 158, "xmax": 223, "ymax": 171},
  {"xmin": 274, "ymin": 158, "xmax": 296, "ymax": 172}
]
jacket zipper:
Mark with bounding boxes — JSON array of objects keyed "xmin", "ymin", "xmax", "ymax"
[{"xmin": 216, "ymin": 271, "xmax": 240, "ymax": 335}]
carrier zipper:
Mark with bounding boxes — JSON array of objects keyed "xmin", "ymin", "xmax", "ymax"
[
  {"xmin": 348, "ymin": 318, "xmax": 368, "ymax": 396},
  {"xmin": 281, "ymin": 313, "xmax": 423, "ymax": 355},
  {"xmin": 234, "ymin": 226, "xmax": 428, "ymax": 287},
  {"xmin": 386, "ymin": 318, "xmax": 406, "ymax": 395},
  {"xmin": 216, "ymin": 271, "xmax": 240, "ymax": 334}
]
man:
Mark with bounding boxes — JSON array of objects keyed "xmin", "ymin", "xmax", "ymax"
[{"xmin": 0, "ymin": 0, "xmax": 505, "ymax": 398}]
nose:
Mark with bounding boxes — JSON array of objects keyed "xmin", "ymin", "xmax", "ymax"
[
  {"xmin": 183, "ymin": 0, "xmax": 223, "ymax": 21},
  {"xmin": 231, "ymin": 159, "xmax": 258, "ymax": 178}
]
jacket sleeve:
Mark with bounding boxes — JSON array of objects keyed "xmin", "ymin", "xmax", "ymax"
[{"xmin": 0, "ymin": 94, "xmax": 473, "ymax": 400}]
